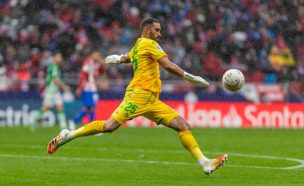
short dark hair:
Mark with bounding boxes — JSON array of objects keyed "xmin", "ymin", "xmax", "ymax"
[
  {"xmin": 140, "ymin": 17, "xmax": 160, "ymax": 32},
  {"xmin": 52, "ymin": 51, "xmax": 62, "ymax": 56}
]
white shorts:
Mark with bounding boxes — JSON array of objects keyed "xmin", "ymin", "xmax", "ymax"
[{"xmin": 43, "ymin": 92, "xmax": 63, "ymax": 107}]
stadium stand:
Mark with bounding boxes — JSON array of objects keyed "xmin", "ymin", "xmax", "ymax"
[{"xmin": 0, "ymin": 0, "xmax": 303, "ymax": 102}]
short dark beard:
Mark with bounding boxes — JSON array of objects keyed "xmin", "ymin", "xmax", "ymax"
[{"xmin": 149, "ymin": 32, "xmax": 159, "ymax": 41}]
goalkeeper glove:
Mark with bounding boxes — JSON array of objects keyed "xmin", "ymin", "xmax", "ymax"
[
  {"xmin": 105, "ymin": 54, "xmax": 123, "ymax": 64},
  {"xmin": 183, "ymin": 72, "xmax": 209, "ymax": 87}
]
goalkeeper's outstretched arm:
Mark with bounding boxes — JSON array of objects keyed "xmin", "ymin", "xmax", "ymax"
[
  {"xmin": 105, "ymin": 53, "xmax": 130, "ymax": 64},
  {"xmin": 158, "ymin": 56, "xmax": 209, "ymax": 87}
]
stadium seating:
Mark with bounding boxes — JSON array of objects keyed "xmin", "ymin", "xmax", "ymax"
[{"xmin": 0, "ymin": 0, "xmax": 303, "ymax": 101}]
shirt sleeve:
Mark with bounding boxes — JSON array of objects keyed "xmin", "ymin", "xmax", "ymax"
[
  {"xmin": 82, "ymin": 64, "xmax": 89, "ymax": 72},
  {"xmin": 148, "ymin": 41, "xmax": 167, "ymax": 61}
]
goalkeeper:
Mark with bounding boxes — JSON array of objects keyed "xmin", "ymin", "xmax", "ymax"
[{"xmin": 47, "ymin": 17, "xmax": 227, "ymax": 175}]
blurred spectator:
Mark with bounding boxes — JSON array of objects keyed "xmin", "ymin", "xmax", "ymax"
[
  {"xmin": 0, "ymin": 0, "xmax": 303, "ymax": 101},
  {"xmin": 202, "ymin": 51, "xmax": 225, "ymax": 81},
  {"xmin": 268, "ymin": 35, "xmax": 295, "ymax": 71},
  {"xmin": 16, "ymin": 63, "xmax": 31, "ymax": 92}
]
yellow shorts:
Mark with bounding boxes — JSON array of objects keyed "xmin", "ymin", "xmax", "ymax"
[{"xmin": 112, "ymin": 89, "xmax": 180, "ymax": 125}]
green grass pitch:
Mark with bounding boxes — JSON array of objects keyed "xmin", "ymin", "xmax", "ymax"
[{"xmin": 0, "ymin": 126, "xmax": 303, "ymax": 186}]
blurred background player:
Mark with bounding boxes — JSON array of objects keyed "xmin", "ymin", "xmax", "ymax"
[
  {"xmin": 32, "ymin": 52, "xmax": 70, "ymax": 131},
  {"xmin": 69, "ymin": 50, "xmax": 104, "ymax": 130}
]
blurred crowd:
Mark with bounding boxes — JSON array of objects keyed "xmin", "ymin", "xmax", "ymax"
[{"xmin": 0, "ymin": 0, "xmax": 303, "ymax": 98}]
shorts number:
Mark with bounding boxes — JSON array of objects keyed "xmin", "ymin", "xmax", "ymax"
[{"xmin": 124, "ymin": 102, "xmax": 138, "ymax": 114}]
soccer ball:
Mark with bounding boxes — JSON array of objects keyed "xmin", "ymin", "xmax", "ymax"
[{"xmin": 222, "ymin": 69, "xmax": 245, "ymax": 91}]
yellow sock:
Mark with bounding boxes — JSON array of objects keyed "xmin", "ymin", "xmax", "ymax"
[
  {"xmin": 72, "ymin": 120, "xmax": 105, "ymax": 138},
  {"xmin": 179, "ymin": 131, "xmax": 206, "ymax": 160}
]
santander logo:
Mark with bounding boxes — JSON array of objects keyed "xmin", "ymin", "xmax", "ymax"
[
  {"xmin": 176, "ymin": 103, "xmax": 243, "ymax": 128},
  {"xmin": 174, "ymin": 102, "xmax": 304, "ymax": 128},
  {"xmin": 223, "ymin": 106, "xmax": 242, "ymax": 128},
  {"xmin": 244, "ymin": 105, "xmax": 304, "ymax": 128},
  {"xmin": 175, "ymin": 103, "xmax": 243, "ymax": 128},
  {"xmin": 97, "ymin": 100, "xmax": 304, "ymax": 128}
]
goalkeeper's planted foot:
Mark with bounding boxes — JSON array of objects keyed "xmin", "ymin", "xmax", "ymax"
[
  {"xmin": 47, "ymin": 129, "xmax": 70, "ymax": 154},
  {"xmin": 202, "ymin": 154, "xmax": 227, "ymax": 175}
]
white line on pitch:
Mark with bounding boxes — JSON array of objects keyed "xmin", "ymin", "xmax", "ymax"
[
  {"xmin": 216, "ymin": 152, "xmax": 304, "ymax": 170},
  {"xmin": 0, "ymin": 153, "xmax": 303, "ymax": 171},
  {"xmin": 1, "ymin": 144, "xmax": 304, "ymax": 170}
]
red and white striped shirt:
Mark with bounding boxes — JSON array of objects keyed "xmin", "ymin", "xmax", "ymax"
[{"xmin": 78, "ymin": 57, "xmax": 104, "ymax": 92}]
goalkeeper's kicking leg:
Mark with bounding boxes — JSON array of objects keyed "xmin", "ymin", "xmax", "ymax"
[
  {"xmin": 47, "ymin": 115, "xmax": 226, "ymax": 175},
  {"xmin": 47, "ymin": 117, "xmax": 120, "ymax": 154},
  {"xmin": 167, "ymin": 116, "xmax": 227, "ymax": 175}
]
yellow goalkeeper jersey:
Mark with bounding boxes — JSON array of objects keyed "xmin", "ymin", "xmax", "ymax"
[{"xmin": 127, "ymin": 37, "xmax": 167, "ymax": 93}]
